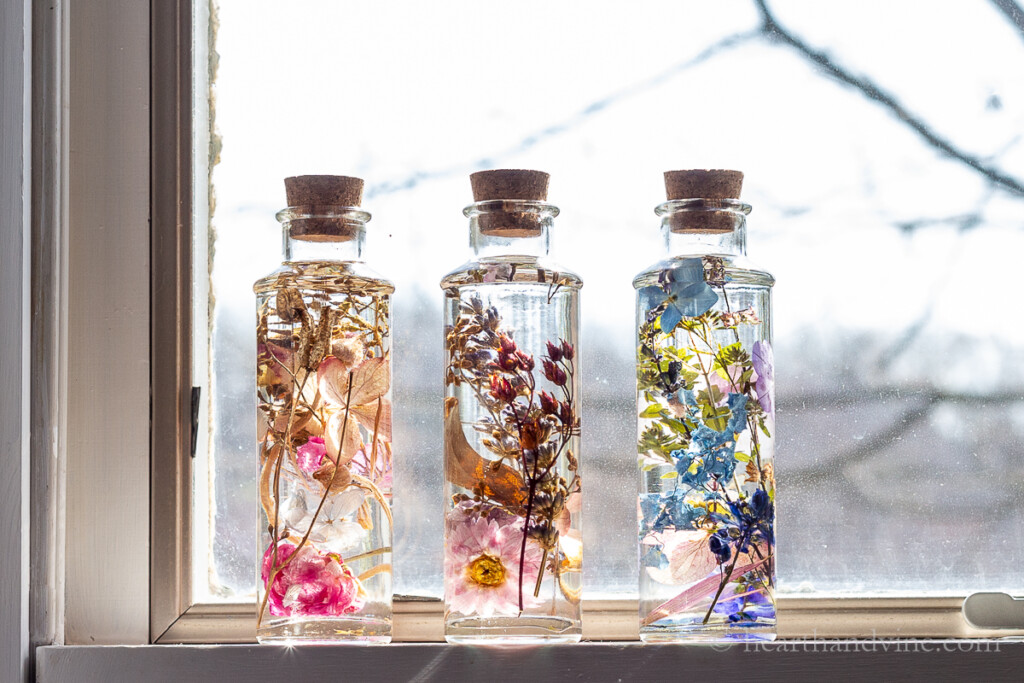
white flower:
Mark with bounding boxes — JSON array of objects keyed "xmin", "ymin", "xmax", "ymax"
[{"xmin": 281, "ymin": 486, "xmax": 367, "ymax": 554}]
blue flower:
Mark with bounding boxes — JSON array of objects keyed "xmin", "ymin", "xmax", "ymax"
[
  {"xmin": 713, "ymin": 590, "xmax": 775, "ymax": 623},
  {"xmin": 642, "ymin": 545, "xmax": 669, "ymax": 571},
  {"xmin": 640, "ymin": 490, "xmax": 704, "ymax": 533},
  {"xmin": 711, "ymin": 487, "xmax": 775, "ymax": 551},
  {"xmin": 638, "ymin": 259, "xmax": 718, "ymax": 333},
  {"xmin": 672, "ymin": 393, "xmax": 748, "ymax": 488},
  {"xmin": 708, "ymin": 530, "xmax": 732, "ymax": 564}
]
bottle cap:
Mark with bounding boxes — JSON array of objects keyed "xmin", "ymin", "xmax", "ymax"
[
  {"xmin": 663, "ymin": 169, "xmax": 745, "ymax": 233},
  {"xmin": 469, "ymin": 169, "xmax": 551, "ymax": 237},
  {"xmin": 282, "ymin": 175, "xmax": 366, "ymax": 242},
  {"xmin": 470, "ymin": 169, "xmax": 549, "ymax": 201},
  {"xmin": 285, "ymin": 175, "xmax": 364, "ymax": 207}
]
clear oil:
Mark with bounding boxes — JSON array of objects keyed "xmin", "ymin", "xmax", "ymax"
[{"xmin": 254, "ymin": 260, "xmax": 394, "ymax": 644}]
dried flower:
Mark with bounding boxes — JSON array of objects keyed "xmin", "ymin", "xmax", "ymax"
[
  {"xmin": 542, "ymin": 359, "xmax": 567, "ymax": 386},
  {"xmin": 330, "ymin": 333, "xmax": 366, "ymax": 371},
  {"xmin": 538, "ymin": 391, "xmax": 558, "ymax": 415},
  {"xmin": 261, "ymin": 542, "xmax": 365, "ymax": 617},
  {"xmin": 752, "ymin": 340, "xmax": 774, "ymax": 415},
  {"xmin": 645, "ymin": 530, "xmax": 720, "ymax": 585},
  {"xmin": 296, "ymin": 436, "xmax": 327, "ymax": 475},
  {"xmin": 489, "ymin": 376, "xmax": 517, "ymax": 404},
  {"xmin": 282, "ymin": 486, "xmax": 367, "ymax": 553},
  {"xmin": 545, "ymin": 341, "xmax": 563, "ymax": 363},
  {"xmin": 559, "ymin": 340, "xmax": 574, "ymax": 362},
  {"xmin": 719, "ymin": 307, "xmax": 761, "ymax": 328},
  {"xmin": 444, "ymin": 505, "xmax": 542, "ymax": 617},
  {"xmin": 702, "ymin": 256, "xmax": 727, "ymax": 287}
]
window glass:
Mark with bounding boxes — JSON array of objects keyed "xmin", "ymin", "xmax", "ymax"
[{"xmin": 194, "ymin": 0, "xmax": 1024, "ymax": 601}]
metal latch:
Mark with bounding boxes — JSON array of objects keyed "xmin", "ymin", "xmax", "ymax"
[
  {"xmin": 963, "ymin": 592, "xmax": 1024, "ymax": 629},
  {"xmin": 190, "ymin": 386, "xmax": 201, "ymax": 458}
]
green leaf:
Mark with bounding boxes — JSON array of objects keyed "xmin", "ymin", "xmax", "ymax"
[
  {"xmin": 660, "ymin": 471, "xmax": 678, "ymax": 479},
  {"xmin": 734, "ymin": 451, "xmax": 752, "ymax": 462},
  {"xmin": 662, "ymin": 416, "xmax": 692, "ymax": 436},
  {"xmin": 640, "ymin": 403, "xmax": 664, "ymax": 419},
  {"xmin": 701, "ymin": 403, "xmax": 731, "ymax": 432}
]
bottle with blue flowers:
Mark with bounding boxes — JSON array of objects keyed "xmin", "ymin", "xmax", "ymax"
[
  {"xmin": 440, "ymin": 170, "xmax": 583, "ymax": 644},
  {"xmin": 634, "ymin": 170, "xmax": 776, "ymax": 642}
]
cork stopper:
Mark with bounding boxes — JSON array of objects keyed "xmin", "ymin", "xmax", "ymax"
[
  {"xmin": 663, "ymin": 169, "xmax": 744, "ymax": 233},
  {"xmin": 470, "ymin": 169, "xmax": 550, "ymax": 237},
  {"xmin": 283, "ymin": 175, "xmax": 365, "ymax": 242},
  {"xmin": 285, "ymin": 175, "xmax": 364, "ymax": 208}
]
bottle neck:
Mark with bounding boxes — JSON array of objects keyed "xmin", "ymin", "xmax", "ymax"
[
  {"xmin": 657, "ymin": 198, "xmax": 751, "ymax": 258},
  {"xmin": 465, "ymin": 200, "xmax": 557, "ymax": 259},
  {"xmin": 276, "ymin": 206, "xmax": 370, "ymax": 262}
]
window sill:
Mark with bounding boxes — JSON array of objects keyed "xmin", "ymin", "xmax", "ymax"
[{"xmin": 37, "ymin": 640, "xmax": 1023, "ymax": 682}]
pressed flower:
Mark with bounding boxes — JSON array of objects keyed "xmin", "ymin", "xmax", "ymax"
[
  {"xmin": 646, "ymin": 530, "xmax": 719, "ymax": 585},
  {"xmin": 318, "ymin": 355, "xmax": 392, "ymax": 463},
  {"xmin": 713, "ymin": 589, "xmax": 775, "ymax": 623},
  {"xmin": 637, "ymin": 258, "xmax": 717, "ymax": 333},
  {"xmin": 445, "ymin": 505, "xmax": 543, "ymax": 617},
  {"xmin": 330, "ymin": 333, "xmax": 365, "ymax": 371},
  {"xmin": 282, "ymin": 486, "xmax": 367, "ymax": 554},
  {"xmin": 296, "ymin": 436, "xmax": 327, "ymax": 475},
  {"xmin": 349, "ymin": 439, "xmax": 392, "ymax": 490},
  {"xmin": 261, "ymin": 542, "xmax": 365, "ymax": 617},
  {"xmin": 751, "ymin": 340, "xmax": 774, "ymax": 415}
]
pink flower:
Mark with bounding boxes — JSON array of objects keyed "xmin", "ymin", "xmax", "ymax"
[
  {"xmin": 445, "ymin": 505, "xmax": 543, "ymax": 617},
  {"xmin": 349, "ymin": 439, "xmax": 392, "ymax": 490},
  {"xmin": 296, "ymin": 436, "xmax": 327, "ymax": 475},
  {"xmin": 261, "ymin": 542, "xmax": 365, "ymax": 617}
]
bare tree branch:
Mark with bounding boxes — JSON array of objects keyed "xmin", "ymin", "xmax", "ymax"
[
  {"xmin": 990, "ymin": 0, "xmax": 1024, "ymax": 44},
  {"xmin": 754, "ymin": 0, "xmax": 1024, "ymax": 198},
  {"xmin": 783, "ymin": 390, "xmax": 1024, "ymax": 484},
  {"xmin": 367, "ymin": 31, "xmax": 758, "ymax": 199},
  {"xmin": 782, "ymin": 395, "xmax": 938, "ymax": 485}
]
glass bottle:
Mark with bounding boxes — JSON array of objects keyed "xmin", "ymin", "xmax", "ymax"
[
  {"xmin": 440, "ymin": 170, "xmax": 583, "ymax": 644},
  {"xmin": 254, "ymin": 175, "xmax": 394, "ymax": 643},
  {"xmin": 634, "ymin": 170, "xmax": 776, "ymax": 642}
]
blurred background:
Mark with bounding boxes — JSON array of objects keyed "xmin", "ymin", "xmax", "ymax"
[{"xmin": 192, "ymin": 0, "xmax": 1024, "ymax": 601}]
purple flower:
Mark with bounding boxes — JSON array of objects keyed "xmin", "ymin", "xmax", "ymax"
[
  {"xmin": 713, "ymin": 589, "xmax": 775, "ymax": 624},
  {"xmin": 752, "ymin": 340, "xmax": 774, "ymax": 415}
]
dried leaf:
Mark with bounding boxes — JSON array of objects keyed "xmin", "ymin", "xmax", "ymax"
[
  {"xmin": 318, "ymin": 356, "xmax": 390, "ymax": 408},
  {"xmin": 444, "ymin": 396, "xmax": 526, "ymax": 508},
  {"xmin": 351, "ymin": 398, "xmax": 392, "ymax": 441},
  {"xmin": 349, "ymin": 356, "xmax": 390, "ymax": 406},
  {"xmin": 645, "ymin": 530, "xmax": 719, "ymax": 586},
  {"xmin": 275, "ymin": 286, "xmax": 306, "ymax": 323},
  {"xmin": 325, "ymin": 410, "xmax": 362, "ymax": 465},
  {"xmin": 641, "ymin": 554, "xmax": 769, "ymax": 627},
  {"xmin": 745, "ymin": 460, "xmax": 760, "ymax": 483},
  {"xmin": 259, "ymin": 442, "xmax": 283, "ymax": 522},
  {"xmin": 306, "ymin": 309, "xmax": 336, "ymax": 370},
  {"xmin": 313, "ymin": 460, "xmax": 352, "ymax": 492}
]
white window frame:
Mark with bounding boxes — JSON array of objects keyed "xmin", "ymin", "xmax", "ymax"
[{"xmin": 14, "ymin": 0, "xmax": 1024, "ymax": 678}]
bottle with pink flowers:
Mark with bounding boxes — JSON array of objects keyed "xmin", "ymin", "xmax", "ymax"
[
  {"xmin": 254, "ymin": 176, "xmax": 393, "ymax": 643},
  {"xmin": 440, "ymin": 170, "xmax": 583, "ymax": 643},
  {"xmin": 634, "ymin": 170, "xmax": 776, "ymax": 642}
]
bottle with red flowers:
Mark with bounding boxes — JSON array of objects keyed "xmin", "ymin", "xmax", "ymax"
[
  {"xmin": 440, "ymin": 169, "xmax": 583, "ymax": 643},
  {"xmin": 254, "ymin": 175, "xmax": 394, "ymax": 643},
  {"xmin": 634, "ymin": 170, "xmax": 776, "ymax": 642}
]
